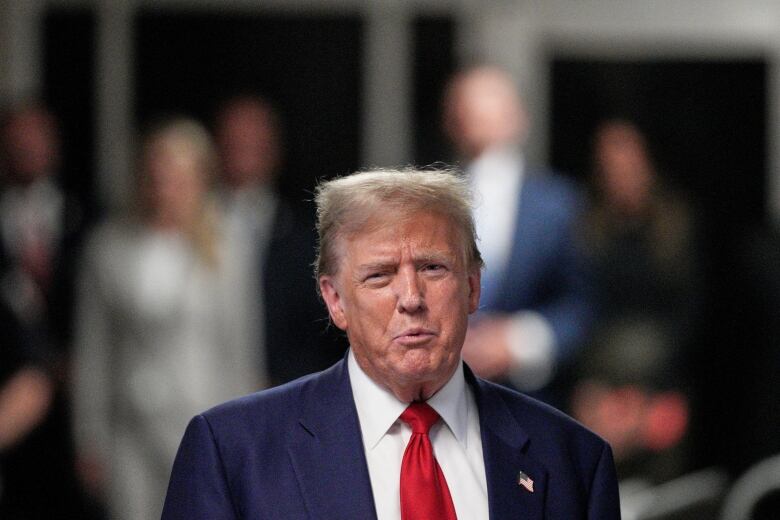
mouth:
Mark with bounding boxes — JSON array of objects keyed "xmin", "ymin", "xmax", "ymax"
[{"xmin": 393, "ymin": 327, "xmax": 438, "ymax": 346}]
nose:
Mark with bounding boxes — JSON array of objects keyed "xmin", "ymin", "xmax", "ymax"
[{"xmin": 395, "ymin": 266, "xmax": 425, "ymax": 314}]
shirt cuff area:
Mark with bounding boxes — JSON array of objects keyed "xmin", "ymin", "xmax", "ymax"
[{"xmin": 504, "ymin": 311, "xmax": 556, "ymax": 392}]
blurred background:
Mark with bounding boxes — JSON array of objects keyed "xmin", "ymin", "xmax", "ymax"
[{"xmin": 1, "ymin": 0, "xmax": 779, "ymax": 519}]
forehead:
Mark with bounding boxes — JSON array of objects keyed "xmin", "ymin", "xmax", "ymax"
[
  {"xmin": 455, "ymin": 70, "xmax": 515, "ymax": 102},
  {"xmin": 358, "ymin": 219, "xmax": 451, "ymax": 249},
  {"xmin": 348, "ymin": 205, "xmax": 450, "ymax": 240},
  {"xmin": 219, "ymin": 103, "xmax": 274, "ymax": 133},
  {"xmin": 340, "ymin": 210, "xmax": 464, "ymax": 261}
]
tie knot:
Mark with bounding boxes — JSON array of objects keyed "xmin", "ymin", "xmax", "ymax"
[{"xmin": 400, "ymin": 402, "xmax": 440, "ymax": 434}]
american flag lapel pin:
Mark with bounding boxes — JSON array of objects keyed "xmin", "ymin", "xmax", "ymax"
[{"xmin": 517, "ymin": 470, "xmax": 534, "ymax": 493}]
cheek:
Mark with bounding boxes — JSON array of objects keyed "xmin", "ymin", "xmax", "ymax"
[
  {"xmin": 345, "ymin": 290, "xmax": 393, "ymax": 334},
  {"xmin": 430, "ymin": 284, "xmax": 472, "ymax": 335}
]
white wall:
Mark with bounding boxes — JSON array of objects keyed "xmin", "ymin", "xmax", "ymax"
[{"xmin": 0, "ymin": 0, "xmax": 45, "ymax": 103}]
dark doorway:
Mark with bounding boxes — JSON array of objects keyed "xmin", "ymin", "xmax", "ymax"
[
  {"xmin": 412, "ymin": 16, "xmax": 456, "ymax": 167},
  {"xmin": 550, "ymin": 58, "xmax": 766, "ymax": 224},
  {"xmin": 135, "ymin": 10, "xmax": 364, "ymax": 200},
  {"xmin": 44, "ymin": 7, "xmax": 98, "ymax": 219}
]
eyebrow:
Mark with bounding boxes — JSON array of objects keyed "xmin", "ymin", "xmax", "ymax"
[
  {"xmin": 414, "ymin": 251, "xmax": 454, "ymax": 264},
  {"xmin": 355, "ymin": 251, "xmax": 455, "ymax": 272},
  {"xmin": 356, "ymin": 261, "xmax": 397, "ymax": 273}
]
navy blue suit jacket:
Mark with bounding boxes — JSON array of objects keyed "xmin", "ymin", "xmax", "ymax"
[
  {"xmin": 162, "ymin": 358, "xmax": 620, "ymax": 519},
  {"xmin": 480, "ymin": 170, "xmax": 594, "ymax": 363}
]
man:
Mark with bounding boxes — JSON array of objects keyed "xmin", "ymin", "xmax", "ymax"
[
  {"xmin": 0, "ymin": 101, "xmax": 85, "ymax": 350},
  {"xmin": 214, "ymin": 96, "xmax": 345, "ymax": 386},
  {"xmin": 162, "ymin": 168, "xmax": 619, "ymax": 519},
  {"xmin": 442, "ymin": 66, "xmax": 593, "ymax": 396},
  {"xmin": 0, "ymin": 102, "xmax": 95, "ymax": 518}
]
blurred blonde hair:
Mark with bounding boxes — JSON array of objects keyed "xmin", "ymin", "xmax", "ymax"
[{"xmin": 136, "ymin": 117, "xmax": 221, "ymax": 268}]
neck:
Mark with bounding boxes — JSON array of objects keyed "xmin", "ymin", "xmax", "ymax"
[
  {"xmin": 353, "ymin": 353, "xmax": 457, "ymax": 404},
  {"xmin": 389, "ymin": 383, "xmax": 441, "ymax": 404}
]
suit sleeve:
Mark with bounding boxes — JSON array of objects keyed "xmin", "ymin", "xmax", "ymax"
[
  {"xmin": 538, "ymin": 191, "xmax": 596, "ymax": 363},
  {"xmin": 587, "ymin": 442, "xmax": 621, "ymax": 519},
  {"xmin": 162, "ymin": 415, "xmax": 239, "ymax": 520}
]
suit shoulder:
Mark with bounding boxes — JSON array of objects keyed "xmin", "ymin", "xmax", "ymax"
[
  {"xmin": 199, "ymin": 362, "xmax": 343, "ymax": 433},
  {"xmin": 525, "ymin": 170, "xmax": 584, "ymax": 213},
  {"xmin": 202, "ymin": 370, "xmax": 318, "ymax": 423}
]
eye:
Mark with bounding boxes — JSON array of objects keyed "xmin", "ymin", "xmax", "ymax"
[
  {"xmin": 363, "ymin": 271, "xmax": 390, "ymax": 285},
  {"xmin": 422, "ymin": 263, "xmax": 446, "ymax": 273}
]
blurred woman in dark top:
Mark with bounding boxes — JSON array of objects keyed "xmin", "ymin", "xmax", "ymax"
[
  {"xmin": 584, "ymin": 119, "xmax": 702, "ymax": 344},
  {"xmin": 574, "ymin": 119, "xmax": 703, "ymax": 486}
]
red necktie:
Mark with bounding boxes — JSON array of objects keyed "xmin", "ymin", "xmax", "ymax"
[{"xmin": 399, "ymin": 402, "xmax": 457, "ymax": 520}]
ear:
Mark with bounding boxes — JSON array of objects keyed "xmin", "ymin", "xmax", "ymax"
[
  {"xmin": 467, "ymin": 268, "xmax": 481, "ymax": 314},
  {"xmin": 319, "ymin": 275, "xmax": 348, "ymax": 331}
]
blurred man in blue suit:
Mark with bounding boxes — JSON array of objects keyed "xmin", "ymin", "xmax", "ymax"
[
  {"xmin": 442, "ymin": 66, "xmax": 594, "ymax": 397},
  {"xmin": 162, "ymin": 168, "xmax": 619, "ymax": 520}
]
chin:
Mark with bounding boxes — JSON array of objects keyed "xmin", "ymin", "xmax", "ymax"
[{"xmin": 395, "ymin": 349, "xmax": 453, "ymax": 382}]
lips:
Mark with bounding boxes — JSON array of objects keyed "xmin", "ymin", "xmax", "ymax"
[{"xmin": 393, "ymin": 327, "xmax": 437, "ymax": 346}]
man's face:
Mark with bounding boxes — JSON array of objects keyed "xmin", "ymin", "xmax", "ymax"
[
  {"xmin": 319, "ymin": 210, "xmax": 480, "ymax": 401},
  {"xmin": 216, "ymin": 103, "xmax": 278, "ymax": 189},
  {"xmin": 594, "ymin": 123, "xmax": 653, "ymax": 213},
  {"xmin": 2, "ymin": 109, "xmax": 59, "ymax": 183},
  {"xmin": 443, "ymin": 68, "xmax": 526, "ymax": 160}
]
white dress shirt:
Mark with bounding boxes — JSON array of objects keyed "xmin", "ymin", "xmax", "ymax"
[
  {"xmin": 469, "ymin": 146, "xmax": 523, "ymax": 279},
  {"xmin": 348, "ymin": 350, "xmax": 489, "ymax": 520}
]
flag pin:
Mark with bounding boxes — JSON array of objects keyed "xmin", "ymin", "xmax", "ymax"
[{"xmin": 517, "ymin": 470, "xmax": 534, "ymax": 493}]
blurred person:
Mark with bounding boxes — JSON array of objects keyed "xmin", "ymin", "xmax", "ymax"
[
  {"xmin": 0, "ymin": 101, "xmax": 86, "ymax": 352},
  {"xmin": 570, "ymin": 319, "xmax": 707, "ymax": 519},
  {"xmin": 441, "ymin": 65, "xmax": 593, "ymax": 398},
  {"xmin": 0, "ymin": 101, "xmax": 93, "ymax": 519},
  {"xmin": 162, "ymin": 168, "xmax": 620, "ymax": 520},
  {"xmin": 571, "ymin": 319, "xmax": 690, "ymax": 484},
  {"xmin": 584, "ymin": 119, "xmax": 702, "ymax": 345},
  {"xmin": 214, "ymin": 95, "xmax": 345, "ymax": 387},
  {"xmin": 0, "ymin": 297, "xmax": 54, "ymax": 517},
  {"xmin": 579, "ymin": 120, "xmax": 710, "ymax": 515},
  {"xmin": 72, "ymin": 118, "xmax": 259, "ymax": 520}
]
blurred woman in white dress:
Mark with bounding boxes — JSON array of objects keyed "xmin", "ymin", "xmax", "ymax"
[{"xmin": 72, "ymin": 118, "xmax": 261, "ymax": 520}]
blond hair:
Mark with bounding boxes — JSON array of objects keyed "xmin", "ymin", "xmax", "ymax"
[{"xmin": 136, "ymin": 117, "xmax": 221, "ymax": 267}]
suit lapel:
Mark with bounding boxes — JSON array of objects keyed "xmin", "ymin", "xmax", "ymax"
[
  {"xmin": 288, "ymin": 359, "xmax": 377, "ymax": 520},
  {"xmin": 286, "ymin": 359, "xmax": 550, "ymax": 519},
  {"xmin": 470, "ymin": 369, "xmax": 548, "ymax": 519}
]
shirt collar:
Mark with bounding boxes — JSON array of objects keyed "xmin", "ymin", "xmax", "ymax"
[
  {"xmin": 348, "ymin": 349, "xmax": 471, "ymax": 450},
  {"xmin": 426, "ymin": 358, "xmax": 470, "ymax": 448},
  {"xmin": 468, "ymin": 145, "xmax": 525, "ymax": 185}
]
